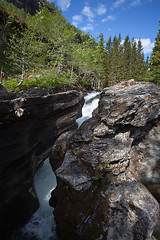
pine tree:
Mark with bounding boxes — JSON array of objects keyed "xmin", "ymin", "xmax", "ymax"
[
  {"xmin": 122, "ymin": 35, "xmax": 131, "ymax": 80},
  {"xmin": 108, "ymin": 35, "xmax": 120, "ymax": 84},
  {"xmin": 149, "ymin": 21, "xmax": 160, "ymax": 86},
  {"xmin": 136, "ymin": 39, "xmax": 145, "ymax": 81},
  {"xmin": 98, "ymin": 32, "xmax": 108, "ymax": 86},
  {"xmin": 130, "ymin": 38, "xmax": 137, "ymax": 79},
  {"xmin": 105, "ymin": 36, "xmax": 112, "ymax": 86}
]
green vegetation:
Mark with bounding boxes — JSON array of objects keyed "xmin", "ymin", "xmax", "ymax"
[
  {"xmin": 73, "ymin": 151, "xmax": 81, "ymax": 157},
  {"xmin": 103, "ymin": 161, "xmax": 110, "ymax": 169},
  {"xmin": 148, "ymin": 21, "xmax": 160, "ymax": 86},
  {"xmin": 94, "ymin": 172, "xmax": 103, "ymax": 181},
  {"xmin": 94, "ymin": 161, "xmax": 111, "ymax": 181},
  {"xmin": 0, "ymin": 1, "xmax": 159, "ymax": 91}
]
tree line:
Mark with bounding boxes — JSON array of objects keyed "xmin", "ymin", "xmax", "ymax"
[
  {"xmin": 0, "ymin": 0, "xmax": 159, "ymax": 90},
  {"xmin": 98, "ymin": 33, "xmax": 147, "ymax": 86}
]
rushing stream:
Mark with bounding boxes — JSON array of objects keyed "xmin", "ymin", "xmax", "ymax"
[
  {"xmin": 76, "ymin": 91, "xmax": 101, "ymax": 127},
  {"xmin": 13, "ymin": 91, "xmax": 101, "ymax": 240}
]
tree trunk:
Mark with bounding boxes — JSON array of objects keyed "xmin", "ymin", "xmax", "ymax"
[{"xmin": 0, "ymin": 66, "xmax": 3, "ymax": 84}]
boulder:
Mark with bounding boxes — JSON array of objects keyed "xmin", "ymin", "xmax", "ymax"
[
  {"xmin": 0, "ymin": 89, "xmax": 84, "ymax": 239},
  {"xmin": 50, "ymin": 80, "xmax": 160, "ymax": 240}
]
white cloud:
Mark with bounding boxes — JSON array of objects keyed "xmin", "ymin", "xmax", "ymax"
[
  {"xmin": 72, "ymin": 15, "xmax": 83, "ymax": 27},
  {"xmin": 130, "ymin": 0, "xmax": 141, "ymax": 6},
  {"xmin": 102, "ymin": 15, "xmax": 116, "ymax": 22},
  {"xmin": 82, "ymin": 6, "xmax": 95, "ymax": 22},
  {"xmin": 80, "ymin": 23, "xmax": 94, "ymax": 32},
  {"xmin": 135, "ymin": 38, "xmax": 154, "ymax": 54},
  {"xmin": 96, "ymin": 4, "xmax": 107, "ymax": 15},
  {"xmin": 72, "ymin": 15, "xmax": 83, "ymax": 22},
  {"xmin": 56, "ymin": 0, "xmax": 71, "ymax": 11},
  {"xmin": 113, "ymin": 0, "xmax": 126, "ymax": 8}
]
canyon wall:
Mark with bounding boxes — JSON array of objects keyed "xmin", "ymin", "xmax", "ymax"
[
  {"xmin": 0, "ymin": 86, "xmax": 84, "ymax": 239},
  {"xmin": 50, "ymin": 80, "xmax": 160, "ymax": 240}
]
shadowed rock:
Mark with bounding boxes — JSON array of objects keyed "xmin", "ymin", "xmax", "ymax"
[{"xmin": 0, "ymin": 89, "xmax": 84, "ymax": 239}]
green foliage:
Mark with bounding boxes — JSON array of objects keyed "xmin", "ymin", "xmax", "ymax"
[
  {"xmin": 1, "ymin": 0, "xmax": 155, "ymax": 91},
  {"xmin": 73, "ymin": 151, "xmax": 81, "ymax": 157},
  {"xmin": 3, "ymin": 72, "xmax": 71, "ymax": 91},
  {"xmin": 94, "ymin": 172, "xmax": 103, "ymax": 181},
  {"xmin": 3, "ymin": 78, "xmax": 20, "ymax": 91},
  {"xmin": 103, "ymin": 161, "xmax": 110, "ymax": 169},
  {"xmin": 94, "ymin": 161, "xmax": 110, "ymax": 181},
  {"xmin": 0, "ymin": 0, "xmax": 27, "ymax": 19},
  {"xmin": 102, "ymin": 35, "xmax": 147, "ymax": 87},
  {"xmin": 149, "ymin": 21, "xmax": 160, "ymax": 86}
]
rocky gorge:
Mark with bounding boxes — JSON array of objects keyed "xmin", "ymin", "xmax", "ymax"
[
  {"xmin": 0, "ymin": 85, "xmax": 84, "ymax": 239},
  {"xmin": 50, "ymin": 80, "xmax": 160, "ymax": 240},
  {"xmin": 0, "ymin": 80, "xmax": 160, "ymax": 240}
]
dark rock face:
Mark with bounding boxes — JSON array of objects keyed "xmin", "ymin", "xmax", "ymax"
[
  {"xmin": 0, "ymin": 89, "xmax": 84, "ymax": 239},
  {"xmin": 50, "ymin": 80, "xmax": 160, "ymax": 240},
  {"xmin": 0, "ymin": 83, "xmax": 16, "ymax": 99},
  {"xmin": 5, "ymin": 0, "xmax": 41, "ymax": 15}
]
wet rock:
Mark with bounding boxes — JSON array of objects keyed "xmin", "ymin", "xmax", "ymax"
[
  {"xmin": 0, "ymin": 90, "xmax": 84, "ymax": 239},
  {"xmin": 50, "ymin": 130, "xmax": 76, "ymax": 172},
  {"xmin": 51, "ymin": 80, "xmax": 160, "ymax": 240}
]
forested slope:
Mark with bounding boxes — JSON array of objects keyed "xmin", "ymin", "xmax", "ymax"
[{"xmin": 0, "ymin": 0, "xmax": 159, "ymax": 91}]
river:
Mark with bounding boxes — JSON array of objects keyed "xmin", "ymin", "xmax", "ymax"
[{"xmin": 12, "ymin": 91, "xmax": 101, "ymax": 240}]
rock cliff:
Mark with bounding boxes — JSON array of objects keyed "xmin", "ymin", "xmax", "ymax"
[
  {"xmin": 4, "ymin": 0, "xmax": 41, "ymax": 15},
  {"xmin": 50, "ymin": 80, "xmax": 160, "ymax": 240},
  {"xmin": 0, "ymin": 86, "xmax": 84, "ymax": 239}
]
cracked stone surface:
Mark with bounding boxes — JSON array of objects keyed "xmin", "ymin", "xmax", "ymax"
[{"xmin": 50, "ymin": 80, "xmax": 160, "ymax": 240}]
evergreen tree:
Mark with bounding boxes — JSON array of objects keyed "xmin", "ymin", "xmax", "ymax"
[
  {"xmin": 122, "ymin": 35, "xmax": 131, "ymax": 80},
  {"xmin": 98, "ymin": 32, "xmax": 107, "ymax": 86},
  {"xmin": 149, "ymin": 21, "xmax": 160, "ymax": 86},
  {"xmin": 105, "ymin": 36, "xmax": 112, "ymax": 86},
  {"xmin": 108, "ymin": 35, "xmax": 120, "ymax": 84},
  {"xmin": 130, "ymin": 38, "xmax": 137, "ymax": 79},
  {"xmin": 136, "ymin": 39, "xmax": 145, "ymax": 81}
]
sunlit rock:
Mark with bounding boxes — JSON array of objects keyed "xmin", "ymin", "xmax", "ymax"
[{"xmin": 51, "ymin": 80, "xmax": 160, "ymax": 240}]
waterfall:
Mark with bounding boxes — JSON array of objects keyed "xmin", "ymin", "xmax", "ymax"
[
  {"xmin": 14, "ymin": 91, "xmax": 101, "ymax": 240},
  {"xmin": 20, "ymin": 159, "xmax": 57, "ymax": 240},
  {"xmin": 76, "ymin": 91, "xmax": 101, "ymax": 127}
]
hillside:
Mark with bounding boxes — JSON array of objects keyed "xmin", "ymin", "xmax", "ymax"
[{"xmin": 0, "ymin": 0, "xmax": 157, "ymax": 92}]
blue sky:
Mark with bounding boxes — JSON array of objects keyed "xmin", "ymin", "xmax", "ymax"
[{"xmin": 49, "ymin": 0, "xmax": 160, "ymax": 57}]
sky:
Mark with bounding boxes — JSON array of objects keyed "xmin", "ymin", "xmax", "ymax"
[{"xmin": 49, "ymin": 0, "xmax": 160, "ymax": 57}]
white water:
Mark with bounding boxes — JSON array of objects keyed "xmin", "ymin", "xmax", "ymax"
[
  {"xmin": 76, "ymin": 91, "xmax": 101, "ymax": 127},
  {"xmin": 16, "ymin": 91, "xmax": 101, "ymax": 240},
  {"xmin": 20, "ymin": 159, "xmax": 57, "ymax": 240}
]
